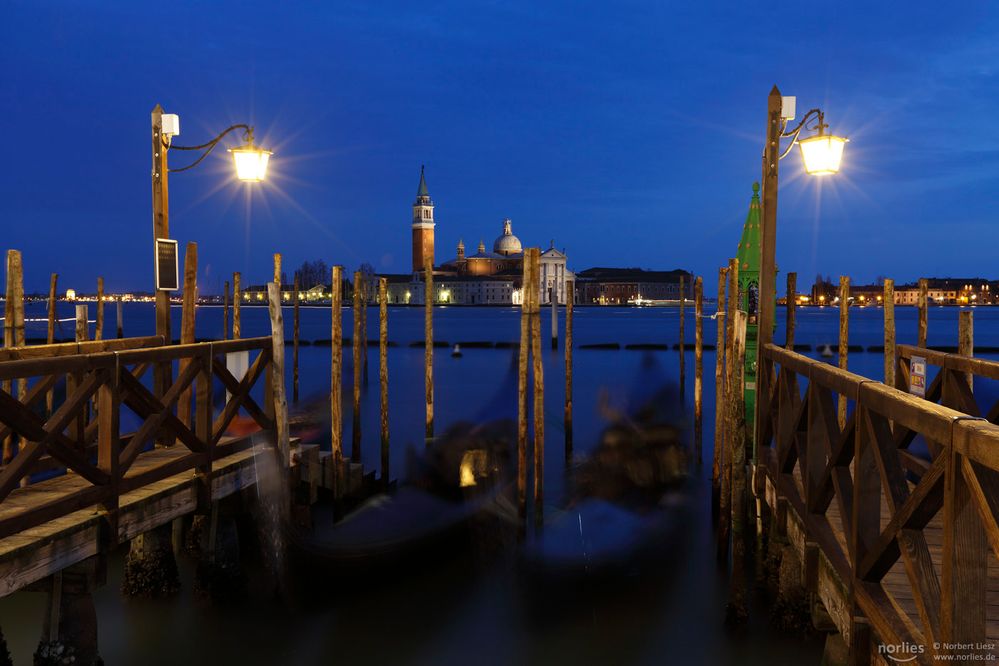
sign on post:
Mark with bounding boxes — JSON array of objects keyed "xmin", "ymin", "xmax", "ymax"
[
  {"xmin": 909, "ymin": 356, "xmax": 926, "ymax": 397},
  {"xmin": 155, "ymin": 238, "xmax": 179, "ymax": 291}
]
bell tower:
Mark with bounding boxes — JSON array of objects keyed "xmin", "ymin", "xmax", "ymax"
[{"xmin": 412, "ymin": 165, "xmax": 435, "ymax": 273}]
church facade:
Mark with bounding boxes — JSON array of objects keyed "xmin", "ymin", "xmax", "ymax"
[{"xmin": 389, "ymin": 168, "xmax": 574, "ymax": 305}]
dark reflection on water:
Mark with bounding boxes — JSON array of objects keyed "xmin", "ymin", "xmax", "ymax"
[{"xmin": 8, "ymin": 303, "xmax": 990, "ymax": 664}]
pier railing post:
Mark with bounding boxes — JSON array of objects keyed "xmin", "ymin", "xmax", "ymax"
[
  {"xmin": 232, "ymin": 272, "xmax": 241, "ymax": 340},
  {"xmin": 96, "ymin": 277, "xmax": 104, "ymax": 341},
  {"xmin": 883, "ymin": 279, "xmax": 895, "ymax": 387},
  {"xmin": 177, "ymin": 242, "xmax": 197, "ymax": 435}
]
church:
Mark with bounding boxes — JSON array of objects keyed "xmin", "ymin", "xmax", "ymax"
[{"xmin": 387, "ymin": 167, "xmax": 572, "ymax": 305}]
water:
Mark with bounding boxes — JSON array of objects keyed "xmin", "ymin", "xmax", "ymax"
[{"xmin": 2, "ymin": 302, "xmax": 996, "ymax": 664}]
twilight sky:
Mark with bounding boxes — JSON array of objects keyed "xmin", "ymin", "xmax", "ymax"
[{"xmin": 2, "ymin": 1, "xmax": 998, "ymax": 294}]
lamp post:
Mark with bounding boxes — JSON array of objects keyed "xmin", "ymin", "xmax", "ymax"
[
  {"xmin": 755, "ymin": 85, "xmax": 847, "ymax": 451},
  {"xmin": 150, "ymin": 105, "xmax": 271, "ymax": 396}
]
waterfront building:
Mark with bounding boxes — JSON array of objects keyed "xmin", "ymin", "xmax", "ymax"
[{"xmin": 573, "ymin": 267, "xmax": 692, "ymax": 305}]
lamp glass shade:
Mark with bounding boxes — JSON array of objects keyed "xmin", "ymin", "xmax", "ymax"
[
  {"xmin": 229, "ymin": 145, "xmax": 272, "ymax": 182},
  {"xmin": 798, "ymin": 134, "xmax": 847, "ymax": 175}
]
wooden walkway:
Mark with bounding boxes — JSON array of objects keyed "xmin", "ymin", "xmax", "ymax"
[
  {"xmin": 0, "ymin": 437, "xmax": 270, "ymax": 596},
  {"xmin": 758, "ymin": 342, "xmax": 999, "ymax": 663}
]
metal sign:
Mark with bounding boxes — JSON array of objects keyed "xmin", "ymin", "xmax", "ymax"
[
  {"xmin": 909, "ymin": 356, "xmax": 926, "ymax": 397},
  {"xmin": 155, "ymin": 238, "xmax": 179, "ymax": 291}
]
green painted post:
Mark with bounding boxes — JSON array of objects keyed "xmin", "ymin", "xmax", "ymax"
[{"xmin": 735, "ymin": 183, "xmax": 764, "ymax": 451}]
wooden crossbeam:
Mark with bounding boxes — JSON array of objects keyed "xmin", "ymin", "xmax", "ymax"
[
  {"xmin": 118, "ymin": 358, "xmax": 203, "ymax": 473},
  {"xmin": 0, "ymin": 374, "xmax": 59, "ymax": 444},
  {"xmin": 118, "ymin": 371, "xmax": 204, "ymax": 455},
  {"xmin": 211, "ymin": 357, "xmax": 271, "ymax": 429},
  {"xmin": 0, "ymin": 372, "xmax": 107, "ymax": 500},
  {"xmin": 864, "ymin": 409, "xmax": 942, "ymax": 643},
  {"xmin": 211, "ymin": 348, "xmax": 271, "ymax": 444}
]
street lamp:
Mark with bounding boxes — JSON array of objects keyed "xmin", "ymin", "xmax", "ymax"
[
  {"xmin": 150, "ymin": 104, "xmax": 271, "ymax": 401},
  {"xmin": 755, "ymin": 85, "xmax": 847, "ymax": 452}
]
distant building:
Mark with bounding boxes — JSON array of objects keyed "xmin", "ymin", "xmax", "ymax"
[
  {"xmin": 401, "ymin": 167, "xmax": 574, "ymax": 305},
  {"xmin": 574, "ymin": 267, "xmax": 693, "ymax": 305}
]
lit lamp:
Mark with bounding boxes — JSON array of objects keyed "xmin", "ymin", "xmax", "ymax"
[
  {"xmin": 755, "ymin": 87, "xmax": 847, "ymax": 459},
  {"xmin": 229, "ymin": 136, "xmax": 273, "ymax": 182}
]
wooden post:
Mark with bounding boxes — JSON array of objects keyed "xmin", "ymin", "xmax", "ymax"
[
  {"xmin": 838, "ymin": 276, "xmax": 849, "ymax": 429},
  {"xmin": 518, "ymin": 254, "xmax": 532, "ymax": 527},
  {"xmin": 958, "ymin": 310, "xmax": 973, "ymax": 390},
  {"xmin": 785, "ymin": 272, "xmax": 796, "ymax": 350},
  {"xmin": 728, "ymin": 309, "xmax": 749, "ymax": 621},
  {"xmin": 550, "ymin": 285, "xmax": 557, "ymax": 349},
  {"xmin": 222, "ymin": 280, "xmax": 229, "ymax": 341},
  {"xmin": 352, "ymin": 270, "xmax": 362, "ymax": 462},
  {"xmin": 4, "ymin": 251, "xmax": 25, "ymax": 462},
  {"xmin": 712, "ymin": 266, "xmax": 728, "ymax": 496},
  {"xmin": 530, "ymin": 249, "xmax": 544, "ymax": 529},
  {"xmin": 151, "ymin": 105, "xmax": 171, "ymax": 404},
  {"xmin": 379, "ymin": 278, "xmax": 389, "ymax": 490},
  {"xmin": 72, "ymin": 305, "xmax": 88, "ymax": 447},
  {"xmin": 424, "ymin": 257, "xmax": 434, "ymax": 444},
  {"xmin": 232, "ymin": 272, "xmax": 241, "ymax": 340},
  {"xmin": 679, "ymin": 275, "xmax": 685, "ymax": 400},
  {"xmin": 917, "ymin": 278, "xmax": 928, "ymax": 349},
  {"xmin": 273, "ymin": 253, "xmax": 282, "ymax": 287},
  {"xmin": 266, "ymin": 282, "xmax": 290, "ymax": 467},
  {"xmin": 331, "ymin": 266, "xmax": 343, "ymax": 495},
  {"xmin": 361, "ymin": 274, "xmax": 369, "ymax": 384},
  {"xmin": 884, "ymin": 279, "xmax": 895, "ymax": 386},
  {"xmin": 564, "ymin": 279, "xmax": 573, "ymax": 464},
  {"xmin": 95, "ymin": 277, "xmax": 104, "ymax": 341},
  {"xmin": 293, "ymin": 276, "xmax": 300, "ymax": 403},
  {"xmin": 694, "ymin": 276, "xmax": 703, "ymax": 465},
  {"xmin": 719, "ymin": 258, "xmax": 738, "ymax": 558},
  {"xmin": 116, "ymin": 298, "xmax": 123, "ymax": 339},
  {"xmin": 177, "ymin": 242, "xmax": 197, "ymax": 432},
  {"xmin": 46, "ymin": 273, "xmax": 58, "ymax": 416}
]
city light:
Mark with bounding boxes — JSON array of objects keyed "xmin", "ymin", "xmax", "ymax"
[{"xmin": 798, "ymin": 133, "xmax": 848, "ymax": 175}]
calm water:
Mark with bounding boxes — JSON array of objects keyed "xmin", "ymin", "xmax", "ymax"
[{"xmin": 2, "ymin": 302, "xmax": 996, "ymax": 664}]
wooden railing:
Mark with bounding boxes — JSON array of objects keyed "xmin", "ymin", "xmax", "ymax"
[
  {"xmin": 757, "ymin": 342, "xmax": 999, "ymax": 662},
  {"xmin": 0, "ymin": 336, "xmax": 277, "ymax": 540}
]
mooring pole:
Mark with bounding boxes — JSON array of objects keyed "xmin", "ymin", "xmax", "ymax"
[
  {"xmin": 293, "ymin": 276, "xmax": 300, "ymax": 404},
  {"xmin": 917, "ymin": 278, "xmax": 928, "ymax": 349},
  {"xmin": 177, "ymin": 242, "xmax": 197, "ymax": 433},
  {"xmin": 424, "ymin": 256, "xmax": 434, "ymax": 444},
  {"xmin": 679, "ymin": 275, "xmax": 685, "ymax": 400},
  {"xmin": 352, "ymin": 270, "xmax": 362, "ymax": 462},
  {"xmin": 222, "ymin": 280, "xmax": 229, "ymax": 341},
  {"xmin": 232, "ymin": 272, "xmax": 241, "ymax": 340},
  {"xmin": 884, "ymin": 279, "xmax": 895, "ymax": 387},
  {"xmin": 712, "ymin": 266, "xmax": 728, "ymax": 501},
  {"xmin": 47, "ymin": 272, "xmax": 58, "ymax": 417},
  {"xmin": 517, "ymin": 255, "xmax": 531, "ymax": 530},
  {"xmin": 718, "ymin": 258, "xmax": 738, "ymax": 561},
  {"xmin": 116, "ymin": 298, "xmax": 123, "ymax": 339},
  {"xmin": 786, "ymin": 272, "xmax": 796, "ymax": 350},
  {"xmin": 564, "ymin": 279, "xmax": 574, "ymax": 464},
  {"xmin": 550, "ymin": 285, "xmax": 557, "ymax": 349},
  {"xmin": 838, "ymin": 276, "xmax": 850, "ymax": 429},
  {"xmin": 694, "ymin": 276, "xmax": 703, "ymax": 465},
  {"xmin": 530, "ymin": 249, "xmax": 544, "ymax": 531},
  {"xmin": 331, "ymin": 266, "xmax": 343, "ymax": 500},
  {"xmin": 95, "ymin": 277, "xmax": 104, "ymax": 341},
  {"xmin": 728, "ymin": 310, "xmax": 749, "ymax": 623},
  {"xmin": 379, "ymin": 277, "xmax": 389, "ymax": 490}
]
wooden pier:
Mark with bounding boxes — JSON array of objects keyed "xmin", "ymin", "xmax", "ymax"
[{"xmin": 755, "ymin": 340, "xmax": 999, "ymax": 662}]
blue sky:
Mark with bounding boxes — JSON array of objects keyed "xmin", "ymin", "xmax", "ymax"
[{"xmin": 2, "ymin": 1, "xmax": 997, "ymax": 294}]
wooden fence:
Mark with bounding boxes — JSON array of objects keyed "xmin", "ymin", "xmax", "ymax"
[
  {"xmin": 757, "ymin": 341, "xmax": 998, "ymax": 662},
  {"xmin": 0, "ymin": 335, "xmax": 277, "ymax": 540}
]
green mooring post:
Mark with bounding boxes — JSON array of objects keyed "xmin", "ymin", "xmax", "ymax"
[{"xmin": 735, "ymin": 182, "xmax": 769, "ymax": 458}]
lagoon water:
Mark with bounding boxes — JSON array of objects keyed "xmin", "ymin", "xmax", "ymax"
[{"xmin": 2, "ymin": 302, "xmax": 997, "ymax": 664}]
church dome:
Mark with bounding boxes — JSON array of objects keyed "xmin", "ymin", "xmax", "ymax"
[{"xmin": 493, "ymin": 219, "xmax": 522, "ymax": 256}]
